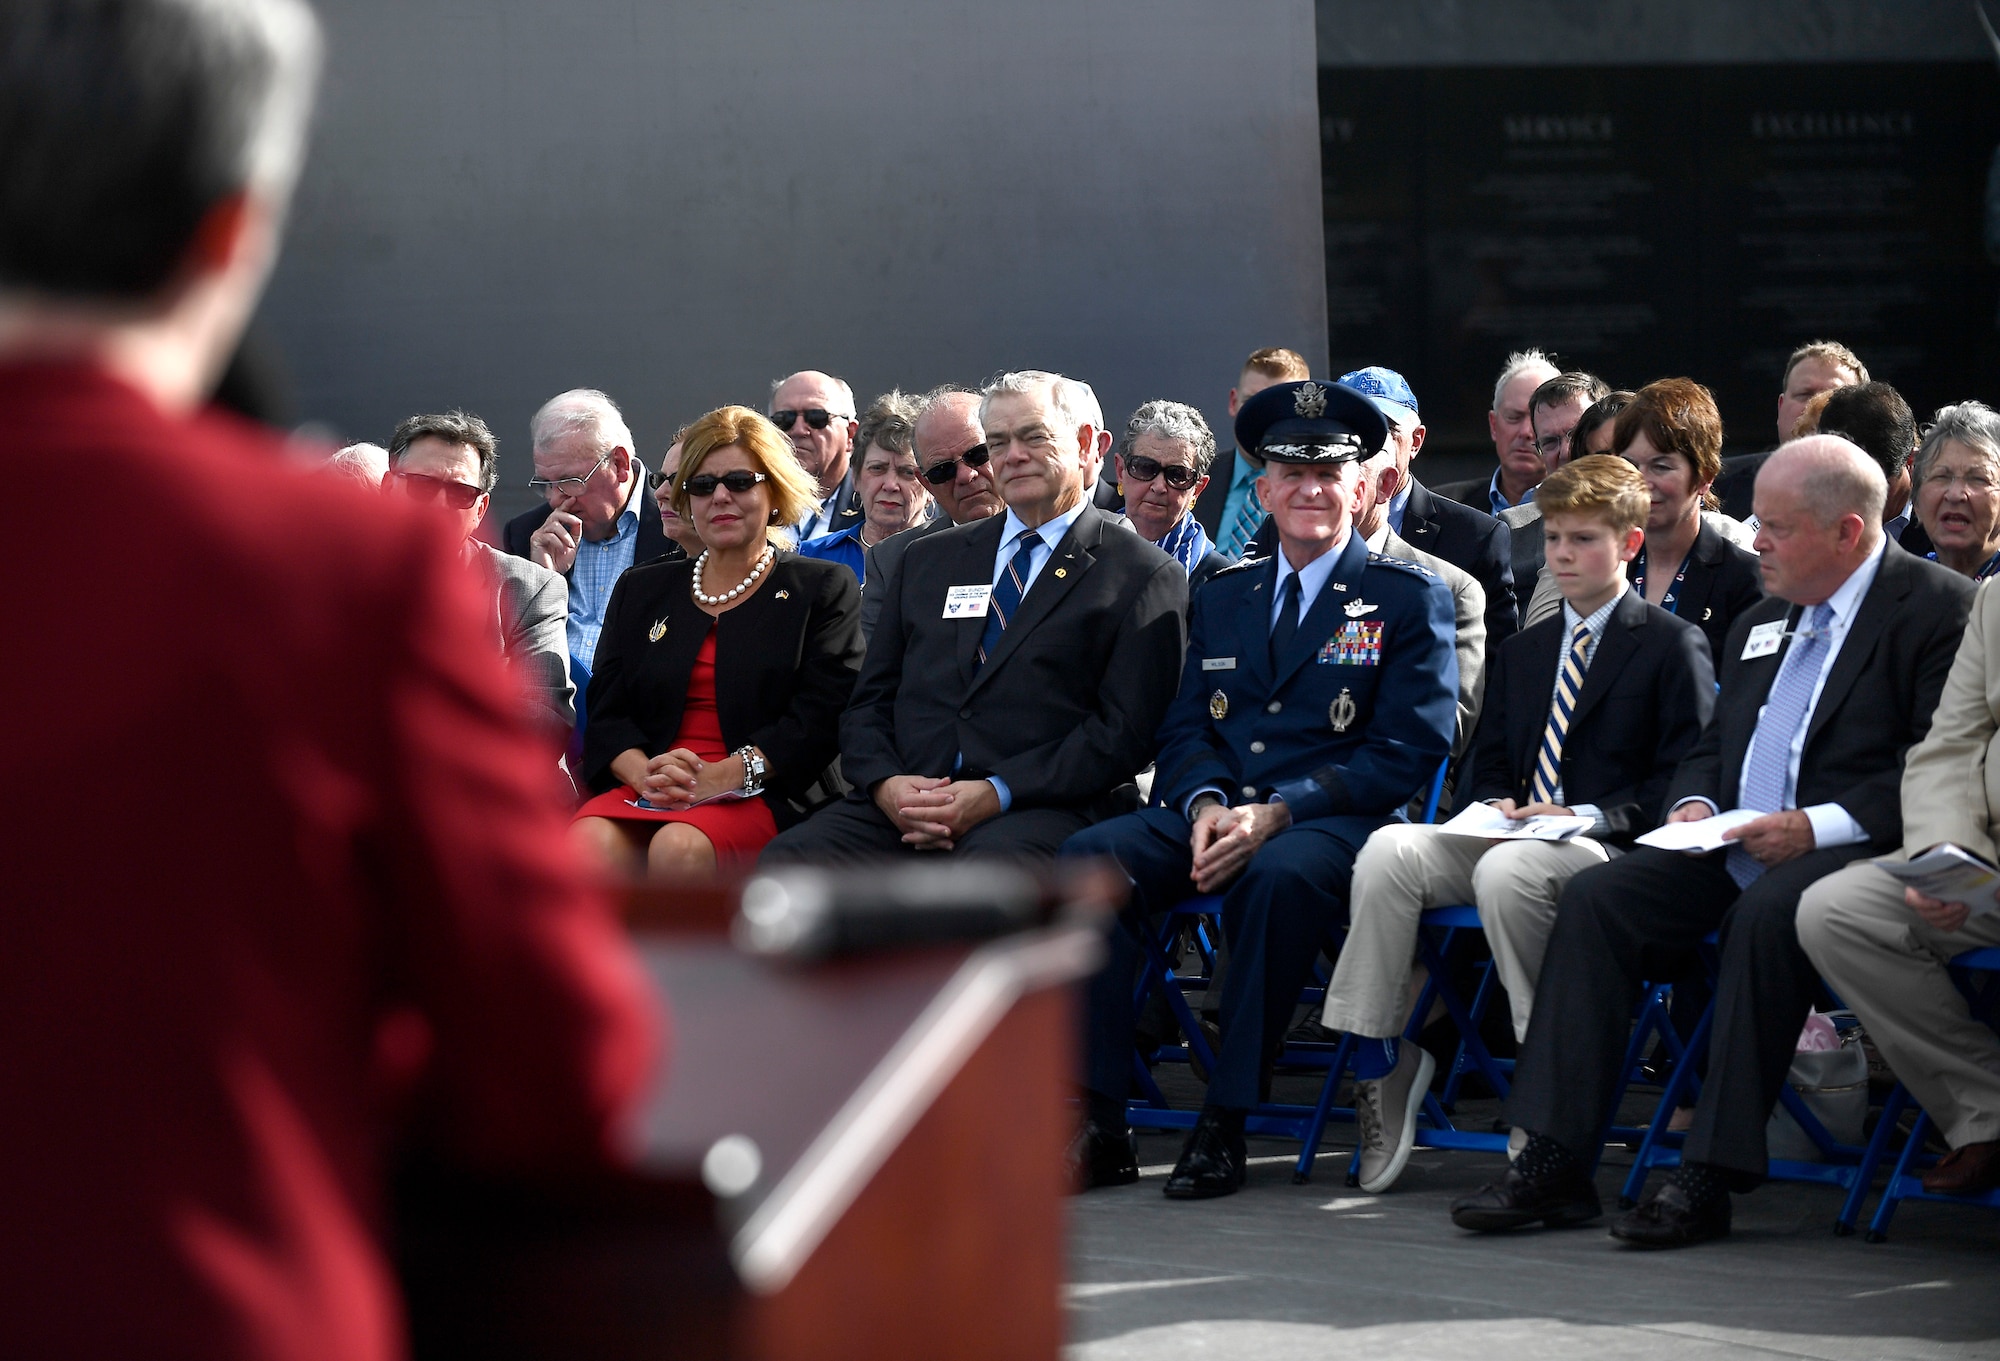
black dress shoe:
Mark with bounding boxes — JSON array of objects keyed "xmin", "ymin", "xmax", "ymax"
[
  {"xmin": 1610, "ymin": 1179, "xmax": 1730, "ymax": 1248},
  {"xmin": 1449, "ymin": 1162, "xmax": 1601, "ymax": 1232},
  {"xmin": 1074, "ymin": 1123, "xmax": 1140, "ymax": 1190},
  {"xmin": 1163, "ymin": 1112, "xmax": 1246, "ymax": 1199}
]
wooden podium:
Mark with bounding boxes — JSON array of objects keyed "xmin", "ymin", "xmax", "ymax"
[{"xmin": 398, "ymin": 869, "xmax": 1114, "ymax": 1360}]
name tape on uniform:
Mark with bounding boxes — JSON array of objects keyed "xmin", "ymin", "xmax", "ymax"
[
  {"xmin": 1201, "ymin": 657, "xmax": 1237, "ymax": 671},
  {"xmin": 944, "ymin": 584, "xmax": 993, "ymax": 619},
  {"xmin": 1741, "ymin": 619, "xmax": 1786, "ymax": 660}
]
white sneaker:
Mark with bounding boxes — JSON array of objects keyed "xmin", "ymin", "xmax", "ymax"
[{"xmin": 1354, "ymin": 1045, "xmax": 1435, "ymax": 1193}]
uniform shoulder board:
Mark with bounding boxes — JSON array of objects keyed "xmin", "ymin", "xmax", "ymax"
[
  {"xmin": 1208, "ymin": 555, "xmax": 1267, "ymax": 579},
  {"xmin": 1366, "ymin": 551, "xmax": 1436, "ymax": 579}
]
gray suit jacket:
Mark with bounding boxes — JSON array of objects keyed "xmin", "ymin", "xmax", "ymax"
[
  {"xmin": 1381, "ymin": 528, "xmax": 1487, "ymax": 755},
  {"xmin": 859, "ymin": 514, "xmax": 958, "ymax": 641},
  {"xmin": 471, "ymin": 541, "xmax": 575, "ymax": 731}
]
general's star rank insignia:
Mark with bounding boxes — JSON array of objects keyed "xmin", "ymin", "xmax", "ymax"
[
  {"xmin": 1329, "ymin": 688, "xmax": 1357, "ymax": 732},
  {"xmin": 648, "ymin": 618, "xmax": 668, "ymax": 642},
  {"xmin": 1209, "ymin": 690, "xmax": 1229, "ymax": 721}
]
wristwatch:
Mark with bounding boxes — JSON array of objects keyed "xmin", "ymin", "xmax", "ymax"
[
  {"xmin": 736, "ymin": 746, "xmax": 767, "ymax": 799},
  {"xmin": 1187, "ymin": 792, "xmax": 1226, "ymax": 823}
]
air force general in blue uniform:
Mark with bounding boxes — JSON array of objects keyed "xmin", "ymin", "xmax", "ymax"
[{"xmin": 1067, "ymin": 379, "xmax": 1460, "ymax": 1197}]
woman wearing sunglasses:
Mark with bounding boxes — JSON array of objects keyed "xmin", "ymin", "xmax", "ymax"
[
  {"xmin": 1113, "ymin": 400, "xmax": 1236, "ymax": 592},
  {"xmin": 572, "ymin": 406, "xmax": 865, "ymax": 880}
]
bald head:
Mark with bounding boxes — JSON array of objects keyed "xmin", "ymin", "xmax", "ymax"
[
  {"xmin": 1752, "ymin": 435, "xmax": 1887, "ymax": 605},
  {"xmin": 913, "ymin": 389, "xmax": 999, "ymax": 524}
]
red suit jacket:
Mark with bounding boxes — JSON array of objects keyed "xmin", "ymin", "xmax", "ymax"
[{"xmin": 0, "ymin": 363, "xmax": 661, "ymax": 1361}]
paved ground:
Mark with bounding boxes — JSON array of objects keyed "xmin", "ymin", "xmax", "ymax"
[{"xmin": 1067, "ymin": 1071, "xmax": 2000, "ymax": 1360}]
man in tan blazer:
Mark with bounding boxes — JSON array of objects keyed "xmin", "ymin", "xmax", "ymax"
[{"xmin": 1797, "ymin": 581, "xmax": 2000, "ymax": 1196}]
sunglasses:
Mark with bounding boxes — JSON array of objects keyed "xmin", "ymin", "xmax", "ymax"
[
  {"xmin": 771, "ymin": 407, "xmax": 852, "ymax": 433},
  {"xmin": 685, "ymin": 469, "xmax": 769, "ymax": 498},
  {"xmin": 1122, "ymin": 454, "xmax": 1202, "ymax": 491},
  {"xmin": 392, "ymin": 470, "xmax": 484, "ymax": 510},
  {"xmin": 921, "ymin": 443, "xmax": 991, "ymax": 486}
]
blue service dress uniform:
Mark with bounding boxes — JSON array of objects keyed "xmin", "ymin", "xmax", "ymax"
[{"xmin": 1068, "ymin": 527, "xmax": 1459, "ymax": 1111}]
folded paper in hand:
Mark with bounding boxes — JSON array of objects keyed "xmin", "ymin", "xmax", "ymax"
[
  {"xmin": 1872, "ymin": 843, "xmax": 2000, "ymax": 915},
  {"xmin": 1633, "ymin": 807, "xmax": 1764, "ymax": 852},
  {"xmin": 1436, "ymin": 801, "xmax": 1595, "ymax": 842}
]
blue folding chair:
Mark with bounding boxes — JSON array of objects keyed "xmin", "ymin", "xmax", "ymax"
[
  {"xmin": 1125, "ymin": 761, "xmax": 1450, "ymax": 1183},
  {"xmin": 1620, "ymin": 933, "xmax": 1885, "ymax": 1230},
  {"xmin": 1859, "ymin": 945, "xmax": 2000, "ymax": 1242}
]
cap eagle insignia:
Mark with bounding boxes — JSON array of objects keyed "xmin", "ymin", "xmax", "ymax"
[{"xmin": 1293, "ymin": 382, "xmax": 1328, "ymax": 419}]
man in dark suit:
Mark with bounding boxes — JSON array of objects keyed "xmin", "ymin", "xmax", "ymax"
[
  {"xmin": 1068, "ymin": 379, "xmax": 1459, "ymax": 1196},
  {"xmin": 762, "ymin": 369, "xmax": 1188, "ymax": 862},
  {"xmin": 0, "ymin": 4, "xmax": 658, "ymax": 1354},
  {"xmin": 1453, "ymin": 435, "xmax": 1975, "ymax": 1247},
  {"xmin": 1193, "ymin": 346, "xmax": 1313, "ymax": 553},
  {"xmin": 1712, "ymin": 340, "xmax": 1869, "ymax": 520},
  {"xmin": 1482, "ymin": 372, "xmax": 1612, "ymax": 623},
  {"xmin": 1318, "ymin": 366, "xmax": 1519, "ymax": 649},
  {"xmin": 769, "ymin": 368, "xmax": 865, "ymax": 541},
  {"xmin": 859, "ymin": 386, "xmax": 1007, "ymax": 640},
  {"xmin": 1331, "ymin": 456, "xmax": 1714, "ymax": 1194},
  {"xmin": 1430, "ymin": 351, "xmax": 1562, "ymax": 515},
  {"xmin": 1818, "ymin": 380, "xmax": 1933, "ymax": 557}
]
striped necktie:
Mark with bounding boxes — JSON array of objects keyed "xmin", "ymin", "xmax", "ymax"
[
  {"xmin": 1218, "ymin": 486, "xmax": 1264, "ymax": 558},
  {"xmin": 975, "ymin": 530, "xmax": 1042, "ymax": 670},
  {"xmin": 1727, "ymin": 603, "xmax": 1833, "ymax": 887},
  {"xmin": 1530, "ymin": 623, "xmax": 1592, "ymax": 804}
]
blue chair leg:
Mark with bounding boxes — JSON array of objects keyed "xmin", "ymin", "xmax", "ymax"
[
  {"xmin": 1838, "ymin": 1084, "xmax": 1909, "ymax": 1236},
  {"xmin": 1866, "ymin": 1109, "xmax": 1934, "ymax": 1243}
]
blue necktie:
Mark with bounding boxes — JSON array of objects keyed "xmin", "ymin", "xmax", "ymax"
[
  {"xmin": 976, "ymin": 530, "xmax": 1042, "ymax": 670},
  {"xmin": 1531, "ymin": 623, "xmax": 1592, "ymax": 805},
  {"xmin": 1269, "ymin": 571, "xmax": 1300, "ymax": 667},
  {"xmin": 1219, "ymin": 486, "xmax": 1264, "ymax": 558},
  {"xmin": 1727, "ymin": 603, "xmax": 1833, "ymax": 887}
]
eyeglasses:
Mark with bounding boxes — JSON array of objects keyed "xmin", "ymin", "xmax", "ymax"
[
  {"xmin": 528, "ymin": 452, "xmax": 611, "ymax": 500},
  {"xmin": 771, "ymin": 408, "xmax": 852, "ymax": 433},
  {"xmin": 685, "ymin": 469, "xmax": 769, "ymax": 498},
  {"xmin": 391, "ymin": 470, "xmax": 485, "ymax": 510},
  {"xmin": 1533, "ymin": 431, "xmax": 1573, "ymax": 459},
  {"xmin": 1122, "ymin": 454, "xmax": 1202, "ymax": 491},
  {"xmin": 921, "ymin": 443, "xmax": 991, "ymax": 486}
]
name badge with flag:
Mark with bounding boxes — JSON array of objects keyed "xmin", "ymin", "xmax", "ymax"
[{"xmin": 1320, "ymin": 620, "xmax": 1384, "ymax": 666}]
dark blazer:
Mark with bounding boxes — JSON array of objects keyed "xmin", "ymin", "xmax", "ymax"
[
  {"xmin": 1667, "ymin": 543, "xmax": 1975, "ymax": 849},
  {"xmin": 1393, "ymin": 480, "xmax": 1520, "ymax": 648},
  {"xmin": 858, "ymin": 513, "xmax": 959, "ymax": 641},
  {"xmin": 1431, "ymin": 474, "xmax": 1496, "ymax": 513},
  {"xmin": 1192, "ymin": 447, "xmax": 1254, "ymax": 539},
  {"xmin": 1637, "ymin": 518, "xmax": 1766, "ymax": 661},
  {"xmin": 502, "ymin": 481, "xmax": 678, "ymax": 572},
  {"xmin": 802, "ymin": 467, "xmax": 865, "ymax": 539},
  {"xmin": 1157, "ymin": 535, "xmax": 1459, "ymax": 821},
  {"xmin": 1471, "ymin": 589, "xmax": 1716, "ymax": 842},
  {"xmin": 843, "ymin": 505, "xmax": 1188, "ymax": 810},
  {"xmin": 582, "ymin": 553, "xmax": 864, "ymax": 827},
  {"xmin": 1188, "ymin": 547, "xmax": 1236, "ymax": 594}
]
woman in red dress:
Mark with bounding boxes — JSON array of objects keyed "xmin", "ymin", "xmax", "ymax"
[{"xmin": 573, "ymin": 405, "xmax": 864, "ymax": 878}]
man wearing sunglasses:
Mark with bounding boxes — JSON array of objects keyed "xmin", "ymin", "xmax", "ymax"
[
  {"xmin": 388, "ymin": 411, "xmax": 575, "ymax": 734},
  {"xmin": 857, "ymin": 386, "xmax": 1006, "ymax": 640},
  {"xmin": 1114, "ymin": 400, "xmax": 1237, "ymax": 594},
  {"xmin": 770, "ymin": 369, "xmax": 865, "ymax": 542}
]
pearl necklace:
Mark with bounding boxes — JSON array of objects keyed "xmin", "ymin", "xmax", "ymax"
[{"xmin": 693, "ymin": 545, "xmax": 774, "ymax": 606}]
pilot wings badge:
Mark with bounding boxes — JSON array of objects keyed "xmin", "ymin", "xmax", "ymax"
[
  {"xmin": 1344, "ymin": 599, "xmax": 1378, "ymax": 618},
  {"xmin": 1293, "ymin": 382, "xmax": 1328, "ymax": 419}
]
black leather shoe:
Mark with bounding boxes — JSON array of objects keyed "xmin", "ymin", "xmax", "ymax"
[
  {"xmin": 1073, "ymin": 1123, "xmax": 1140, "ymax": 1190},
  {"xmin": 1449, "ymin": 1162, "xmax": 1601, "ymax": 1232},
  {"xmin": 1610, "ymin": 1179, "xmax": 1730, "ymax": 1248},
  {"xmin": 1163, "ymin": 1112, "xmax": 1246, "ymax": 1199}
]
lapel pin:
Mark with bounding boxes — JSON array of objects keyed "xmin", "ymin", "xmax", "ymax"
[
  {"xmin": 648, "ymin": 619, "xmax": 668, "ymax": 642},
  {"xmin": 1054, "ymin": 567, "xmax": 1067, "ymax": 578},
  {"xmin": 775, "ymin": 589, "xmax": 790, "ymax": 599}
]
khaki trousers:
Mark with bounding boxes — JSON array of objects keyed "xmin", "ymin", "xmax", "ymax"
[
  {"xmin": 1327, "ymin": 822, "xmax": 1610, "ymax": 1042},
  {"xmin": 1796, "ymin": 862, "xmax": 2000, "ymax": 1149}
]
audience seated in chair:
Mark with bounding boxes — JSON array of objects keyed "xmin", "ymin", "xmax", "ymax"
[
  {"xmin": 1066, "ymin": 378, "xmax": 1458, "ymax": 1197},
  {"xmin": 761, "ymin": 368, "xmax": 1187, "ymax": 866},
  {"xmin": 1335, "ymin": 455, "xmax": 1715, "ymax": 1194},
  {"xmin": 1453, "ymin": 435, "xmax": 1974, "ymax": 1248}
]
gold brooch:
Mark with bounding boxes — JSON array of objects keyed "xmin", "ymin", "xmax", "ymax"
[
  {"xmin": 648, "ymin": 619, "xmax": 667, "ymax": 642},
  {"xmin": 775, "ymin": 589, "xmax": 790, "ymax": 599}
]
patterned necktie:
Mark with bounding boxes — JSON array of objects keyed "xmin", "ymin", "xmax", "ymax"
[
  {"xmin": 975, "ymin": 530, "xmax": 1042, "ymax": 670},
  {"xmin": 1219, "ymin": 486, "xmax": 1265, "ymax": 558},
  {"xmin": 1269, "ymin": 571, "xmax": 1301, "ymax": 667},
  {"xmin": 1727, "ymin": 603, "xmax": 1834, "ymax": 887},
  {"xmin": 1530, "ymin": 623, "xmax": 1592, "ymax": 804}
]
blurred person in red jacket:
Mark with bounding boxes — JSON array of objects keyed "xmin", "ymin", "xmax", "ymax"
[{"xmin": 0, "ymin": 3, "xmax": 660, "ymax": 1359}]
